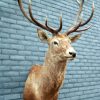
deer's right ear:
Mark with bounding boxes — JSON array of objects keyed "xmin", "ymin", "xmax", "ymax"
[{"xmin": 37, "ymin": 29, "xmax": 48, "ymax": 42}]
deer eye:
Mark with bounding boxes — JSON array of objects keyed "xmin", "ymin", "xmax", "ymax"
[{"xmin": 53, "ymin": 41, "xmax": 58, "ymax": 45}]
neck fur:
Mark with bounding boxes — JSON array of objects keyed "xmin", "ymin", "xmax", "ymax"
[{"xmin": 43, "ymin": 51, "xmax": 67, "ymax": 77}]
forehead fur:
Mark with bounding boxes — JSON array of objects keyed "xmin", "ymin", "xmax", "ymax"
[
  {"xmin": 56, "ymin": 34, "xmax": 66, "ymax": 38},
  {"xmin": 48, "ymin": 34, "xmax": 70, "ymax": 43},
  {"xmin": 54, "ymin": 34, "xmax": 70, "ymax": 41}
]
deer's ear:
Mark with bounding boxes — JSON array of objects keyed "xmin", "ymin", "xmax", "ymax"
[
  {"xmin": 37, "ymin": 29, "xmax": 48, "ymax": 42},
  {"xmin": 70, "ymin": 34, "xmax": 82, "ymax": 43}
]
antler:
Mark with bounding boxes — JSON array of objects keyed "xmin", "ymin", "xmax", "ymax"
[
  {"xmin": 65, "ymin": 0, "xmax": 94, "ymax": 35},
  {"xmin": 18, "ymin": 0, "xmax": 62, "ymax": 35}
]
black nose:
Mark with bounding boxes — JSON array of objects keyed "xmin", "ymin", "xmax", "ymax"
[{"xmin": 69, "ymin": 52, "xmax": 76, "ymax": 58}]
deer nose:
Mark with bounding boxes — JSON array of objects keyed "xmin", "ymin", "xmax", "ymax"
[{"xmin": 69, "ymin": 52, "xmax": 76, "ymax": 58}]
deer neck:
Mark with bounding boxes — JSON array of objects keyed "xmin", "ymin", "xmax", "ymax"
[
  {"xmin": 42, "ymin": 50, "xmax": 68, "ymax": 92},
  {"xmin": 43, "ymin": 51, "xmax": 67, "ymax": 76}
]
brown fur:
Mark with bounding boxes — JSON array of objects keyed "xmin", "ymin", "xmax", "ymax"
[
  {"xmin": 23, "ymin": 34, "xmax": 78, "ymax": 100},
  {"xmin": 18, "ymin": 0, "xmax": 94, "ymax": 98},
  {"xmin": 24, "ymin": 62, "xmax": 66, "ymax": 100}
]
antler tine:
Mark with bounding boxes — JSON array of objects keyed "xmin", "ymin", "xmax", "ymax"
[
  {"xmin": 65, "ymin": 0, "xmax": 94, "ymax": 35},
  {"xmin": 18, "ymin": 0, "xmax": 62, "ymax": 35},
  {"xmin": 28, "ymin": 2, "xmax": 48, "ymax": 30},
  {"xmin": 67, "ymin": 21, "xmax": 82, "ymax": 35},
  {"xmin": 45, "ymin": 16, "xmax": 62, "ymax": 34},
  {"xmin": 28, "ymin": 2, "xmax": 57, "ymax": 35},
  {"xmin": 18, "ymin": 0, "xmax": 33, "ymax": 23},
  {"xmin": 76, "ymin": 0, "xmax": 84, "ymax": 23},
  {"xmin": 80, "ymin": 2, "xmax": 94, "ymax": 26},
  {"xmin": 45, "ymin": 17, "xmax": 56, "ymax": 34},
  {"xmin": 75, "ymin": 24, "xmax": 92, "ymax": 32},
  {"xmin": 65, "ymin": 0, "xmax": 84, "ymax": 35},
  {"xmin": 73, "ymin": 1, "xmax": 94, "ymax": 32},
  {"xmin": 56, "ymin": 16, "xmax": 63, "ymax": 32}
]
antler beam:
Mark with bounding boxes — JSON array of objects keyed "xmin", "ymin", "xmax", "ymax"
[
  {"xmin": 18, "ymin": 0, "xmax": 62, "ymax": 35},
  {"xmin": 65, "ymin": 0, "xmax": 94, "ymax": 35}
]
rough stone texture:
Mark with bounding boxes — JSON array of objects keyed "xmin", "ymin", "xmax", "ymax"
[{"xmin": 0, "ymin": 0, "xmax": 100, "ymax": 100}]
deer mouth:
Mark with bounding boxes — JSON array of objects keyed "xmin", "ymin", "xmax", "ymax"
[
  {"xmin": 69, "ymin": 57, "xmax": 75, "ymax": 60},
  {"xmin": 63, "ymin": 56, "xmax": 76, "ymax": 60}
]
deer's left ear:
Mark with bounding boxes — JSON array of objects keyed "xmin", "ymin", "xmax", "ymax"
[
  {"xmin": 37, "ymin": 29, "xmax": 48, "ymax": 42},
  {"xmin": 70, "ymin": 34, "xmax": 82, "ymax": 42}
]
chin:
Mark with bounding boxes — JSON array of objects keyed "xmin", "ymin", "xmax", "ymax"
[
  {"xmin": 67, "ymin": 57, "xmax": 76, "ymax": 61},
  {"xmin": 69, "ymin": 58, "xmax": 74, "ymax": 61},
  {"xmin": 61, "ymin": 56, "xmax": 76, "ymax": 61}
]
